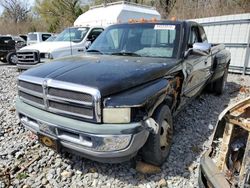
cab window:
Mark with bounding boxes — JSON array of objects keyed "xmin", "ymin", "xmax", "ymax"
[
  {"xmin": 42, "ymin": 34, "xmax": 52, "ymax": 41},
  {"xmin": 188, "ymin": 26, "xmax": 202, "ymax": 49},
  {"xmin": 87, "ymin": 28, "xmax": 104, "ymax": 43},
  {"xmin": 198, "ymin": 26, "xmax": 208, "ymax": 42}
]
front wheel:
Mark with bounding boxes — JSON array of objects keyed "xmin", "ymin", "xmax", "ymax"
[
  {"xmin": 7, "ymin": 52, "xmax": 18, "ymax": 65},
  {"xmin": 141, "ymin": 105, "xmax": 173, "ymax": 166}
]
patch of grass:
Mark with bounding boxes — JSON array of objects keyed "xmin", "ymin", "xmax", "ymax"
[{"xmin": 16, "ymin": 172, "xmax": 29, "ymax": 180}]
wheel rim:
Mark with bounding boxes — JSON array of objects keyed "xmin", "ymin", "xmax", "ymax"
[
  {"xmin": 10, "ymin": 54, "xmax": 18, "ymax": 64},
  {"xmin": 160, "ymin": 120, "xmax": 171, "ymax": 151}
]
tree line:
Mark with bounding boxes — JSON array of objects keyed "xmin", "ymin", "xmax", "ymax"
[{"xmin": 0, "ymin": 0, "xmax": 249, "ymax": 35}]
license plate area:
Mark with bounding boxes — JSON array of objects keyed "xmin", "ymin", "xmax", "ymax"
[{"xmin": 38, "ymin": 133, "xmax": 60, "ymax": 152}]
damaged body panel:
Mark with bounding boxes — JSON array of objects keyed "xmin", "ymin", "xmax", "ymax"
[{"xmin": 199, "ymin": 97, "xmax": 250, "ymax": 187}]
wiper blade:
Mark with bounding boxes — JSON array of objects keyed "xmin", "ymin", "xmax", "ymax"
[
  {"xmin": 86, "ymin": 49, "xmax": 103, "ymax": 54},
  {"xmin": 111, "ymin": 52, "xmax": 141, "ymax": 57}
]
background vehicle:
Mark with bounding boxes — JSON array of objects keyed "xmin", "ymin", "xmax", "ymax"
[
  {"xmin": 15, "ymin": 20, "xmax": 230, "ymax": 166},
  {"xmin": 27, "ymin": 32, "xmax": 52, "ymax": 45},
  {"xmin": 16, "ymin": 1, "xmax": 160, "ymax": 70},
  {"xmin": 199, "ymin": 97, "xmax": 250, "ymax": 188},
  {"xmin": 19, "ymin": 34, "xmax": 27, "ymax": 42},
  {"xmin": 0, "ymin": 35, "xmax": 26, "ymax": 64},
  {"xmin": 12, "ymin": 35, "xmax": 26, "ymax": 48}
]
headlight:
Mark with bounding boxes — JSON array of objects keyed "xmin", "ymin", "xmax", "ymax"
[
  {"xmin": 103, "ymin": 108, "xmax": 131, "ymax": 123},
  {"xmin": 44, "ymin": 53, "xmax": 53, "ymax": 59}
]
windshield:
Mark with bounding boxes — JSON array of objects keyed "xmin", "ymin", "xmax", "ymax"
[
  {"xmin": 88, "ymin": 23, "xmax": 180, "ymax": 58},
  {"xmin": 53, "ymin": 27, "xmax": 89, "ymax": 42}
]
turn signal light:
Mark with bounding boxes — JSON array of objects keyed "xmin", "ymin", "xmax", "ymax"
[
  {"xmin": 170, "ymin": 16, "xmax": 177, "ymax": 21},
  {"xmin": 128, "ymin": 17, "xmax": 158, "ymax": 23}
]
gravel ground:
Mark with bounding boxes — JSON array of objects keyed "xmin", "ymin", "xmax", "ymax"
[{"xmin": 0, "ymin": 63, "xmax": 250, "ymax": 188}]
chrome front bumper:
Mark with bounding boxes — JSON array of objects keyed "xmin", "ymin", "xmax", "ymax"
[{"xmin": 18, "ymin": 112, "xmax": 149, "ymax": 163}]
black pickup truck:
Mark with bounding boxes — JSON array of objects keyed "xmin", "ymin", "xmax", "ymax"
[
  {"xmin": 0, "ymin": 35, "xmax": 26, "ymax": 64},
  {"xmin": 16, "ymin": 21, "xmax": 230, "ymax": 165}
]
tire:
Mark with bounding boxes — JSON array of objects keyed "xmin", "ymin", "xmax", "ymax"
[
  {"xmin": 141, "ymin": 105, "xmax": 173, "ymax": 166},
  {"xmin": 7, "ymin": 52, "xmax": 18, "ymax": 65},
  {"xmin": 213, "ymin": 67, "xmax": 228, "ymax": 95}
]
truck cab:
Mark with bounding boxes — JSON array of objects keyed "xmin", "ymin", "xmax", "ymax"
[
  {"xmin": 17, "ymin": 27, "xmax": 104, "ymax": 70},
  {"xmin": 27, "ymin": 32, "xmax": 52, "ymax": 46}
]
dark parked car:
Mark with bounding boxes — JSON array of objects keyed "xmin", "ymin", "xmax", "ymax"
[
  {"xmin": 0, "ymin": 35, "xmax": 26, "ymax": 64},
  {"xmin": 16, "ymin": 21, "xmax": 230, "ymax": 165}
]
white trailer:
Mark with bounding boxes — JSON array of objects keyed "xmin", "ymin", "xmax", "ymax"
[
  {"xmin": 74, "ymin": 1, "xmax": 161, "ymax": 27},
  {"xmin": 192, "ymin": 13, "xmax": 250, "ymax": 75}
]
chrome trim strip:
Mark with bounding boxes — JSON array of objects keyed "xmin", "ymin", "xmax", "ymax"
[
  {"xmin": 47, "ymin": 79, "xmax": 100, "ymax": 97},
  {"xmin": 20, "ymin": 117, "xmax": 39, "ymax": 133},
  {"xmin": 58, "ymin": 134, "xmax": 93, "ymax": 148},
  {"xmin": 47, "ymin": 95, "xmax": 93, "ymax": 106},
  {"xmin": 18, "ymin": 86, "xmax": 43, "ymax": 98},
  {"xmin": 18, "ymin": 75, "xmax": 44, "ymax": 85},
  {"xmin": 43, "ymin": 78, "xmax": 49, "ymax": 109},
  {"xmin": 19, "ymin": 96, "xmax": 45, "ymax": 109},
  {"xmin": 48, "ymin": 106, "xmax": 93, "ymax": 119}
]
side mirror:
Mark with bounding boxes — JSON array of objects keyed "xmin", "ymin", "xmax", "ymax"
[
  {"xmin": 193, "ymin": 42, "xmax": 211, "ymax": 54},
  {"xmin": 84, "ymin": 41, "xmax": 92, "ymax": 50},
  {"xmin": 184, "ymin": 42, "xmax": 211, "ymax": 58}
]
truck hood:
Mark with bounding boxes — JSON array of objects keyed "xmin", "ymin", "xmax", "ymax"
[
  {"xmin": 20, "ymin": 41, "xmax": 74, "ymax": 53},
  {"xmin": 22, "ymin": 54, "xmax": 178, "ymax": 96}
]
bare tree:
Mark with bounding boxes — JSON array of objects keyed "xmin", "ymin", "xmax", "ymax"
[
  {"xmin": 168, "ymin": 0, "xmax": 250, "ymax": 19},
  {"xmin": 157, "ymin": 0, "xmax": 176, "ymax": 18},
  {"xmin": 0, "ymin": 0, "xmax": 30, "ymax": 23}
]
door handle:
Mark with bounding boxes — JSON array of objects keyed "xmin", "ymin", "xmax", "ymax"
[
  {"xmin": 78, "ymin": 48, "xmax": 84, "ymax": 52},
  {"xmin": 204, "ymin": 61, "xmax": 207, "ymax": 65}
]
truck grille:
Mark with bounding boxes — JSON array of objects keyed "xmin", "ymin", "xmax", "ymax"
[
  {"xmin": 17, "ymin": 50, "xmax": 40, "ymax": 64},
  {"xmin": 19, "ymin": 91, "xmax": 44, "ymax": 105},
  {"xmin": 18, "ymin": 76, "xmax": 101, "ymax": 122}
]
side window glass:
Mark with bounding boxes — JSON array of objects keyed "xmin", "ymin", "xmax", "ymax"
[
  {"xmin": 199, "ymin": 26, "xmax": 208, "ymax": 42},
  {"xmin": 0, "ymin": 37, "xmax": 12, "ymax": 43},
  {"xmin": 42, "ymin": 34, "xmax": 52, "ymax": 41},
  {"xmin": 188, "ymin": 26, "xmax": 201, "ymax": 48},
  {"xmin": 87, "ymin": 28, "xmax": 104, "ymax": 42},
  {"xmin": 93, "ymin": 28, "xmax": 122, "ymax": 51}
]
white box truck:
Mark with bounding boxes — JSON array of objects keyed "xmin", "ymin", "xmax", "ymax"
[{"xmin": 16, "ymin": 1, "xmax": 160, "ymax": 69}]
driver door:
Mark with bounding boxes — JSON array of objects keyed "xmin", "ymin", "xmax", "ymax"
[{"xmin": 182, "ymin": 24, "xmax": 212, "ymax": 99}]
